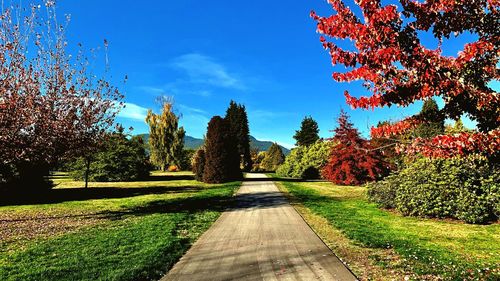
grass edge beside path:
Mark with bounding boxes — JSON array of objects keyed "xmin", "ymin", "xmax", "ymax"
[
  {"xmin": 1, "ymin": 173, "xmax": 241, "ymax": 281},
  {"xmin": 269, "ymin": 175, "xmax": 499, "ymax": 281},
  {"xmin": 272, "ymin": 179, "xmax": 411, "ymax": 280}
]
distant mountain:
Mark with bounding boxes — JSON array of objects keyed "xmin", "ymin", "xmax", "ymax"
[
  {"xmin": 137, "ymin": 134, "xmax": 290, "ymax": 154},
  {"xmin": 184, "ymin": 135, "xmax": 204, "ymax": 150},
  {"xmin": 249, "ymin": 136, "xmax": 290, "ymax": 155}
]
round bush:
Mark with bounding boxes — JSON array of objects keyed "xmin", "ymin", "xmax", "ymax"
[{"xmin": 367, "ymin": 156, "xmax": 499, "ymax": 224}]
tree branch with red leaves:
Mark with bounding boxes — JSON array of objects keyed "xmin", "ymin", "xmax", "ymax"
[{"xmin": 312, "ymin": 0, "xmax": 499, "ymax": 158}]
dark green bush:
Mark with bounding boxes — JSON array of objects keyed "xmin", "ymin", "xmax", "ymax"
[
  {"xmin": 301, "ymin": 166, "xmax": 321, "ymax": 180},
  {"xmin": 180, "ymin": 149, "xmax": 196, "ymax": 171},
  {"xmin": 366, "ymin": 174, "xmax": 399, "ymax": 209},
  {"xmin": 367, "ymin": 156, "xmax": 499, "ymax": 224},
  {"xmin": 70, "ymin": 134, "xmax": 150, "ymax": 182},
  {"xmin": 0, "ymin": 162, "xmax": 53, "ymax": 191}
]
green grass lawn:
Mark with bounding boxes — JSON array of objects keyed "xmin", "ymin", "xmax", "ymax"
[
  {"xmin": 272, "ymin": 177, "xmax": 499, "ymax": 281},
  {"xmin": 0, "ymin": 171, "xmax": 240, "ymax": 281}
]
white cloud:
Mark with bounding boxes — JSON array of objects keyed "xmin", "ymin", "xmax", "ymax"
[
  {"xmin": 170, "ymin": 53, "xmax": 245, "ymax": 90},
  {"xmin": 119, "ymin": 102, "xmax": 149, "ymax": 121},
  {"xmin": 136, "ymin": 86, "xmax": 166, "ymax": 95},
  {"xmin": 248, "ymin": 110, "xmax": 292, "ymax": 121},
  {"xmin": 178, "ymin": 104, "xmax": 207, "ymax": 115}
]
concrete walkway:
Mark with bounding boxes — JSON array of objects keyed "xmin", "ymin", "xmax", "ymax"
[{"xmin": 161, "ymin": 173, "xmax": 357, "ymax": 281}]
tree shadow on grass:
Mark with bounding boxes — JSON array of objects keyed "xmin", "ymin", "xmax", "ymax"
[
  {"xmin": 146, "ymin": 174, "xmax": 195, "ymax": 181},
  {"xmin": 244, "ymin": 174, "xmax": 327, "ymax": 183},
  {"xmin": 0, "ymin": 185, "xmax": 203, "ymax": 207},
  {"xmin": 99, "ymin": 190, "xmax": 291, "ymax": 221}
]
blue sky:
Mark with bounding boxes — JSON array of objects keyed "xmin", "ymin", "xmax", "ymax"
[{"xmin": 54, "ymin": 0, "xmax": 487, "ymax": 148}]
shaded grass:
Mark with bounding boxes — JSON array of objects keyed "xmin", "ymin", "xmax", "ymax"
[
  {"xmin": 272, "ymin": 177, "xmax": 499, "ymax": 280},
  {"xmin": 0, "ymin": 172, "xmax": 240, "ymax": 281}
]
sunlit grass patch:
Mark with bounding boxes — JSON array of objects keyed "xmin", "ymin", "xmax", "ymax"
[
  {"xmin": 272, "ymin": 176, "xmax": 499, "ymax": 280},
  {"xmin": 0, "ymin": 172, "xmax": 240, "ymax": 281}
]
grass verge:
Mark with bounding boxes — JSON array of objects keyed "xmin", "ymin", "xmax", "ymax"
[
  {"xmin": 271, "ymin": 176, "xmax": 499, "ymax": 281},
  {"xmin": 0, "ymin": 172, "xmax": 240, "ymax": 281}
]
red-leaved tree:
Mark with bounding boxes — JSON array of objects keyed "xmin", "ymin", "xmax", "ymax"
[
  {"xmin": 311, "ymin": 0, "xmax": 499, "ymax": 159},
  {"xmin": 0, "ymin": 2, "xmax": 123, "ymax": 189},
  {"xmin": 322, "ymin": 110, "xmax": 390, "ymax": 185}
]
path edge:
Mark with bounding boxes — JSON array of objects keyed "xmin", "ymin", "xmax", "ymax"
[{"xmin": 268, "ymin": 175, "xmax": 360, "ymax": 281}]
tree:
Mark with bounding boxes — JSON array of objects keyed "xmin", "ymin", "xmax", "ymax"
[
  {"xmin": 0, "ymin": 3, "xmax": 123, "ymax": 190},
  {"xmin": 370, "ymin": 121, "xmax": 401, "ymax": 171},
  {"xmin": 261, "ymin": 143, "xmax": 285, "ymax": 172},
  {"xmin": 192, "ymin": 149, "xmax": 206, "ymax": 182},
  {"xmin": 293, "ymin": 116, "xmax": 320, "ymax": 146},
  {"xmin": 277, "ymin": 140, "xmax": 334, "ymax": 179},
  {"xmin": 311, "ymin": 0, "xmax": 499, "ymax": 159},
  {"xmin": 250, "ymin": 150, "xmax": 267, "ymax": 172},
  {"xmin": 203, "ymin": 116, "xmax": 242, "ymax": 183},
  {"xmin": 145, "ymin": 98, "xmax": 185, "ymax": 171},
  {"xmin": 225, "ymin": 101, "xmax": 252, "ymax": 171},
  {"xmin": 414, "ymin": 99, "xmax": 445, "ymax": 139},
  {"xmin": 70, "ymin": 128, "xmax": 150, "ymax": 182},
  {"xmin": 322, "ymin": 111, "xmax": 390, "ymax": 185},
  {"xmin": 445, "ymin": 118, "xmax": 472, "ymax": 135}
]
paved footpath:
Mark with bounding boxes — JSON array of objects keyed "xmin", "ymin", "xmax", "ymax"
[{"xmin": 161, "ymin": 173, "xmax": 357, "ymax": 281}]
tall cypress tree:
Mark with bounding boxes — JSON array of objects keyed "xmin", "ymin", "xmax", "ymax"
[
  {"xmin": 225, "ymin": 100, "xmax": 252, "ymax": 171},
  {"xmin": 203, "ymin": 116, "xmax": 241, "ymax": 183},
  {"xmin": 293, "ymin": 116, "xmax": 320, "ymax": 146}
]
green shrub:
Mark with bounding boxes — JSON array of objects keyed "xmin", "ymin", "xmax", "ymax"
[
  {"xmin": 367, "ymin": 156, "xmax": 499, "ymax": 224},
  {"xmin": 260, "ymin": 143, "xmax": 285, "ymax": 172},
  {"xmin": 276, "ymin": 140, "xmax": 333, "ymax": 179},
  {"xmin": 70, "ymin": 134, "xmax": 150, "ymax": 182},
  {"xmin": 366, "ymin": 174, "xmax": 399, "ymax": 209},
  {"xmin": 0, "ymin": 162, "xmax": 53, "ymax": 191},
  {"xmin": 180, "ymin": 149, "xmax": 196, "ymax": 171}
]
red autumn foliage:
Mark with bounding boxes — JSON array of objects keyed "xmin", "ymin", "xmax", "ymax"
[
  {"xmin": 312, "ymin": 0, "xmax": 499, "ymax": 158},
  {"xmin": 322, "ymin": 111, "xmax": 390, "ymax": 185}
]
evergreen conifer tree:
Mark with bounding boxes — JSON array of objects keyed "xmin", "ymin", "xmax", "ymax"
[
  {"xmin": 261, "ymin": 143, "xmax": 285, "ymax": 172},
  {"xmin": 293, "ymin": 116, "xmax": 320, "ymax": 146},
  {"xmin": 225, "ymin": 101, "xmax": 252, "ymax": 171}
]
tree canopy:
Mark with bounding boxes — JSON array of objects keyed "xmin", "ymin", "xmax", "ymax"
[
  {"xmin": 322, "ymin": 111, "xmax": 389, "ymax": 185},
  {"xmin": 293, "ymin": 116, "xmax": 320, "ymax": 146},
  {"xmin": 203, "ymin": 116, "xmax": 241, "ymax": 183},
  {"xmin": 0, "ymin": 3, "xmax": 122, "ymax": 189},
  {"xmin": 261, "ymin": 143, "xmax": 286, "ymax": 172},
  {"xmin": 414, "ymin": 99, "xmax": 445, "ymax": 139},
  {"xmin": 145, "ymin": 98, "xmax": 185, "ymax": 171},
  {"xmin": 225, "ymin": 101, "xmax": 252, "ymax": 171},
  {"xmin": 312, "ymin": 0, "xmax": 499, "ymax": 159}
]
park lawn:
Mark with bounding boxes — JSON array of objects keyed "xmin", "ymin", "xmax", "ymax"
[
  {"xmin": 272, "ymin": 177, "xmax": 499, "ymax": 281},
  {"xmin": 0, "ymin": 171, "xmax": 240, "ymax": 281}
]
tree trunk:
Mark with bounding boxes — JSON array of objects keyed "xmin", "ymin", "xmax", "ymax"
[{"xmin": 84, "ymin": 157, "xmax": 91, "ymax": 189}]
